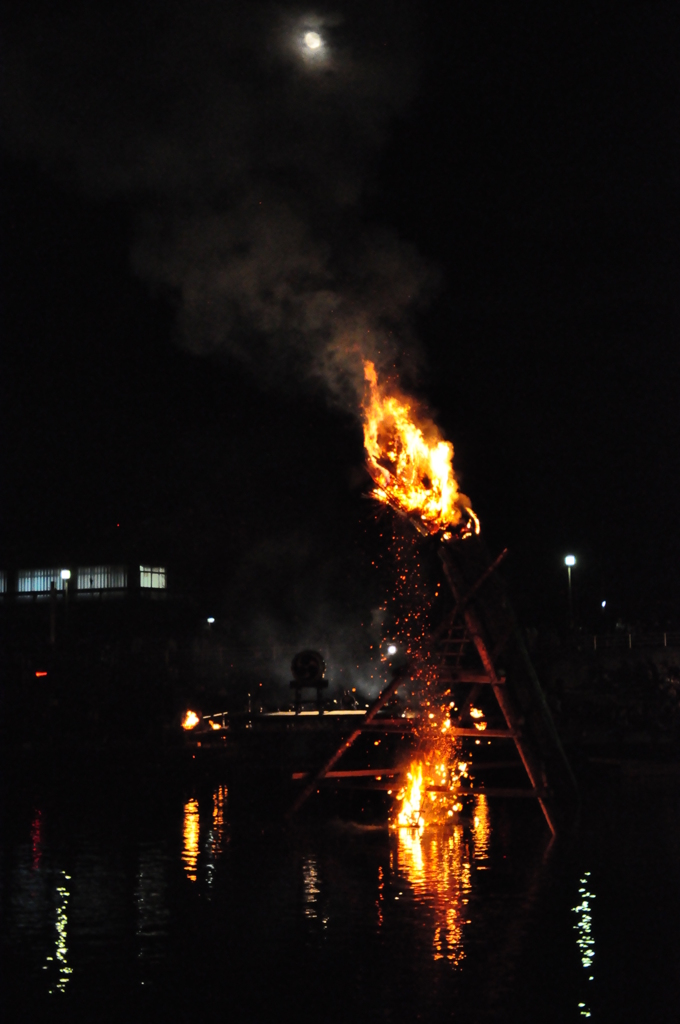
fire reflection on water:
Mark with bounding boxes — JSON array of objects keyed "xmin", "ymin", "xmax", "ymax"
[
  {"xmin": 182, "ymin": 798, "xmax": 200, "ymax": 883},
  {"xmin": 208, "ymin": 785, "xmax": 227, "ymax": 859},
  {"xmin": 182, "ymin": 787, "xmax": 228, "ymax": 886},
  {"xmin": 396, "ymin": 795, "xmax": 492, "ymax": 966},
  {"xmin": 302, "ymin": 856, "xmax": 320, "ymax": 920},
  {"xmin": 472, "ymin": 794, "xmax": 491, "ymax": 864}
]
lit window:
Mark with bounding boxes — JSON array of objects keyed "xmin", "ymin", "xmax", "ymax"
[
  {"xmin": 17, "ymin": 569, "xmax": 65, "ymax": 593},
  {"xmin": 77, "ymin": 566, "xmax": 127, "ymax": 590},
  {"xmin": 140, "ymin": 566, "xmax": 166, "ymax": 589}
]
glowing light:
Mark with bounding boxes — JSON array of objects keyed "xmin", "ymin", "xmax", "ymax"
[
  {"xmin": 471, "ymin": 794, "xmax": 491, "ymax": 862},
  {"xmin": 397, "ymin": 763, "xmax": 425, "ymax": 829},
  {"xmin": 565, "ymin": 555, "xmax": 576, "ymax": 567},
  {"xmin": 573, "ymin": 871, "xmax": 596, "ymax": 1016},
  {"xmin": 601, "ymin": 600, "xmax": 606, "ymax": 608},
  {"xmin": 207, "ymin": 617, "xmax": 215, "ymax": 624},
  {"xmin": 396, "ymin": 820, "xmax": 478, "ymax": 965},
  {"xmin": 60, "ymin": 569, "xmax": 71, "ymax": 581},
  {"xmin": 362, "ymin": 360, "xmax": 477, "ymax": 537},
  {"xmin": 182, "ymin": 710, "xmax": 200, "ymax": 731},
  {"xmin": 469, "ymin": 707, "xmax": 484, "ymax": 719},
  {"xmin": 44, "ymin": 870, "xmax": 73, "ymax": 994},
  {"xmin": 206, "ymin": 784, "xmax": 227, "ymax": 864},
  {"xmin": 35, "ymin": 671, "xmax": 48, "ymax": 677},
  {"xmin": 304, "ymin": 30, "xmax": 322, "ymax": 49},
  {"xmin": 302, "ymin": 856, "xmax": 321, "ymax": 919},
  {"xmin": 387, "ymin": 644, "xmax": 398, "ymax": 655},
  {"xmin": 182, "ymin": 798, "xmax": 200, "ymax": 882}
]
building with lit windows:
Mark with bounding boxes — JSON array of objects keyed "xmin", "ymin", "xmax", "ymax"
[{"xmin": 1, "ymin": 564, "xmax": 167, "ymax": 599}]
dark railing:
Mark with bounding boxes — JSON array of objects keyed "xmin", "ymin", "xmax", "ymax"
[{"xmin": 592, "ymin": 632, "xmax": 680, "ymax": 651}]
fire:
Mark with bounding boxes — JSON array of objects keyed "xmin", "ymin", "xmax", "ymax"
[
  {"xmin": 182, "ymin": 710, "xmax": 200, "ymax": 730},
  {"xmin": 362, "ymin": 360, "xmax": 479, "ymax": 537},
  {"xmin": 397, "ymin": 762, "xmax": 425, "ymax": 828}
]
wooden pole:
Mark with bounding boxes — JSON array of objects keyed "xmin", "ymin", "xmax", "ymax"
[
  {"xmin": 440, "ymin": 544, "xmax": 559, "ymax": 836},
  {"xmin": 49, "ymin": 581, "xmax": 57, "ymax": 646}
]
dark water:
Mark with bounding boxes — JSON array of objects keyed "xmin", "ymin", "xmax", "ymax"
[{"xmin": 2, "ymin": 755, "xmax": 679, "ymax": 1023}]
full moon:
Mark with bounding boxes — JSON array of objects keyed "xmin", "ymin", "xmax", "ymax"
[{"xmin": 304, "ymin": 31, "xmax": 322, "ymax": 49}]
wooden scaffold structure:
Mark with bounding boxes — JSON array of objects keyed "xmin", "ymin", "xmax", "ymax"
[{"xmin": 290, "ymin": 533, "xmax": 578, "ymax": 836}]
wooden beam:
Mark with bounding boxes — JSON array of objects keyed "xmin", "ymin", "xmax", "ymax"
[
  {"xmin": 440, "ymin": 544, "xmax": 558, "ymax": 836},
  {"xmin": 292, "ymin": 768, "xmax": 401, "ymax": 780},
  {"xmin": 426, "ymin": 782, "xmax": 540, "ymax": 798},
  {"xmin": 448, "ymin": 546, "xmax": 509, "ymax": 625},
  {"xmin": 449, "ymin": 727, "xmax": 516, "ymax": 738},
  {"xmin": 438, "ymin": 671, "xmax": 505, "ymax": 684},
  {"xmin": 288, "ymin": 664, "xmax": 411, "ymax": 816}
]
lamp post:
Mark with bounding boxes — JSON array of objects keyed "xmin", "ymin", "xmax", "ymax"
[
  {"xmin": 61, "ymin": 569, "xmax": 71, "ymax": 634},
  {"xmin": 564, "ymin": 555, "xmax": 576, "ymax": 626}
]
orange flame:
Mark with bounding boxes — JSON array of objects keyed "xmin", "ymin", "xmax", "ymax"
[
  {"xmin": 362, "ymin": 360, "xmax": 478, "ymax": 537},
  {"xmin": 182, "ymin": 710, "xmax": 200, "ymax": 731},
  {"xmin": 397, "ymin": 762, "xmax": 425, "ymax": 828}
]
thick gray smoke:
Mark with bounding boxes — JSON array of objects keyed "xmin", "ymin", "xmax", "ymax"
[{"xmin": 3, "ymin": 0, "xmax": 431, "ymax": 406}]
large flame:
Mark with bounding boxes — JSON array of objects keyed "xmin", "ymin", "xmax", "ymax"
[{"xmin": 362, "ymin": 361, "xmax": 478, "ymax": 537}]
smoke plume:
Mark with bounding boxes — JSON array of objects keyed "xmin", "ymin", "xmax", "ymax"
[{"xmin": 3, "ymin": 0, "xmax": 431, "ymax": 406}]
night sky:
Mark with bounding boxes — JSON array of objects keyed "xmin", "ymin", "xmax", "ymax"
[{"xmin": 3, "ymin": 2, "xmax": 680, "ymax": 634}]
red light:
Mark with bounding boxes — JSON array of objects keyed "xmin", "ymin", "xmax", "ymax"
[
  {"xmin": 35, "ymin": 671, "xmax": 48, "ymax": 677},
  {"xmin": 117, "ymin": 523, "xmax": 120, "ymax": 527}
]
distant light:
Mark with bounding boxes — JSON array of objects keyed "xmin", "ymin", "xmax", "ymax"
[
  {"xmin": 35, "ymin": 671, "xmax": 48, "ymax": 677},
  {"xmin": 207, "ymin": 617, "xmax": 215, "ymax": 624},
  {"xmin": 304, "ymin": 31, "xmax": 322, "ymax": 49},
  {"xmin": 565, "ymin": 555, "xmax": 576, "ymax": 567},
  {"xmin": 60, "ymin": 569, "xmax": 71, "ymax": 580},
  {"xmin": 387, "ymin": 644, "xmax": 397, "ymax": 655},
  {"xmin": 601, "ymin": 600, "xmax": 607, "ymax": 608}
]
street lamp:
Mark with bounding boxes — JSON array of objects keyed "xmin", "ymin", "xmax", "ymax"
[{"xmin": 564, "ymin": 555, "xmax": 576, "ymax": 625}]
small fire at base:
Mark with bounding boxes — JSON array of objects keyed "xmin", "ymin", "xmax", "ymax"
[{"xmin": 397, "ymin": 762, "xmax": 424, "ymax": 828}]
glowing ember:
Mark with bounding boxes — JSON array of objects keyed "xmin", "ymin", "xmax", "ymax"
[
  {"xmin": 182, "ymin": 710, "xmax": 200, "ymax": 730},
  {"xmin": 397, "ymin": 762, "xmax": 425, "ymax": 828},
  {"xmin": 362, "ymin": 360, "xmax": 479, "ymax": 537}
]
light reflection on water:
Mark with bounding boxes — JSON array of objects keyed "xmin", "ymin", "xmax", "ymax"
[
  {"xmin": 302, "ymin": 855, "xmax": 321, "ymax": 919},
  {"xmin": 182, "ymin": 798, "xmax": 200, "ymax": 882},
  {"xmin": 396, "ymin": 814, "xmax": 475, "ymax": 965},
  {"xmin": 44, "ymin": 870, "xmax": 73, "ymax": 994},
  {"xmin": 472, "ymin": 793, "xmax": 491, "ymax": 863},
  {"xmin": 135, "ymin": 843, "xmax": 169, "ymax": 970},
  {"xmin": 5, "ymin": 772, "xmax": 629, "ymax": 1021},
  {"xmin": 573, "ymin": 870, "xmax": 596, "ymax": 1018}
]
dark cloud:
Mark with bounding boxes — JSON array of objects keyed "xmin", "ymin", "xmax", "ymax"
[{"xmin": 3, "ymin": 0, "xmax": 431, "ymax": 405}]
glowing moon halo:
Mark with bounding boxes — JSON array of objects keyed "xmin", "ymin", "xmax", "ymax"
[{"xmin": 304, "ymin": 31, "xmax": 322, "ymax": 49}]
